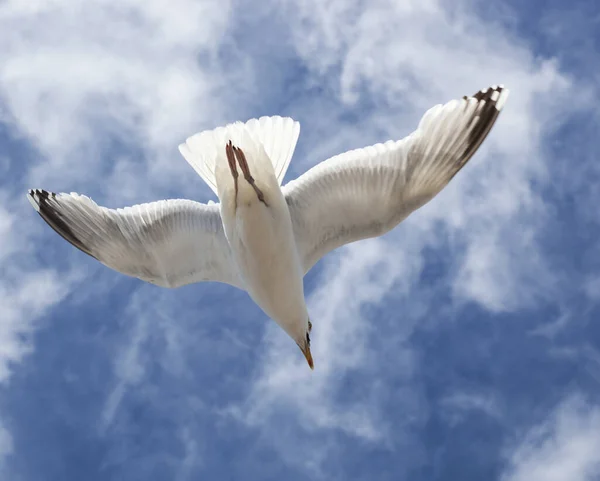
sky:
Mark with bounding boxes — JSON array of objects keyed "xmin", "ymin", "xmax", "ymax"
[{"xmin": 0, "ymin": 0, "xmax": 599, "ymax": 479}]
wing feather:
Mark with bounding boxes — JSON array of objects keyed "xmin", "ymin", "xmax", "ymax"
[
  {"xmin": 27, "ymin": 190, "xmax": 243, "ymax": 289},
  {"xmin": 283, "ymin": 85, "xmax": 509, "ymax": 273},
  {"xmin": 179, "ymin": 116, "xmax": 300, "ymax": 195}
]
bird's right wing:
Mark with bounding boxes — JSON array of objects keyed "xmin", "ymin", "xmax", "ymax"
[
  {"xmin": 284, "ymin": 85, "xmax": 509, "ymax": 274},
  {"xmin": 27, "ymin": 190, "xmax": 244, "ymax": 289}
]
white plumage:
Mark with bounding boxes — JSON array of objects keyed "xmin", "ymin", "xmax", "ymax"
[
  {"xmin": 27, "ymin": 192, "xmax": 242, "ymax": 288},
  {"xmin": 178, "ymin": 116, "xmax": 300, "ymax": 196},
  {"xmin": 28, "ymin": 85, "xmax": 509, "ymax": 369}
]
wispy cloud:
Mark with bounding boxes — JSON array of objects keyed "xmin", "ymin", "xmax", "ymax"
[
  {"xmin": 440, "ymin": 391, "xmax": 503, "ymax": 426},
  {"xmin": 0, "ymin": 0, "xmax": 245, "ymax": 201},
  {"xmin": 230, "ymin": 0, "xmax": 590, "ymax": 472},
  {"xmin": 0, "ymin": 0, "xmax": 249, "ymax": 382},
  {"xmin": 0, "ymin": 0, "xmax": 598, "ymax": 479},
  {"xmin": 501, "ymin": 395, "xmax": 600, "ymax": 481},
  {"xmin": 0, "ymin": 0, "xmax": 246, "ymax": 472}
]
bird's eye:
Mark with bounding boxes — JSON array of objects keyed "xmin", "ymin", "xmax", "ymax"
[{"xmin": 306, "ymin": 332, "xmax": 311, "ymax": 346}]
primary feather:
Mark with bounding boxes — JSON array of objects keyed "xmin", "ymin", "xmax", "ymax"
[
  {"xmin": 283, "ymin": 85, "xmax": 508, "ymax": 272},
  {"xmin": 27, "ymin": 190, "xmax": 242, "ymax": 288}
]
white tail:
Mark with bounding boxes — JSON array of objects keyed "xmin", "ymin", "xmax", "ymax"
[{"xmin": 179, "ymin": 116, "xmax": 300, "ymax": 196}]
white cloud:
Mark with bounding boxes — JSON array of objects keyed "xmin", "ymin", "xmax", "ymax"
[
  {"xmin": 283, "ymin": 0, "xmax": 574, "ymax": 311},
  {"xmin": 0, "ymin": 214, "xmax": 74, "ymax": 465},
  {"xmin": 440, "ymin": 391, "xmax": 503, "ymax": 426},
  {"xmin": 0, "ymin": 0, "xmax": 246, "ymax": 383},
  {"xmin": 501, "ymin": 395, "xmax": 600, "ymax": 481},
  {"xmin": 237, "ymin": 239, "xmax": 423, "ymax": 438},
  {"xmin": 0, "ymin": 202, "xmax": 75, "ymax": 382},
  {"xmin": 0, "ymin": 0, "xmax": 596, "ymax": 476},
  {"xmin": 229, "ymin": 0, "xmax": 590, "ymax": 471},
  {"xmin": 529, "ymin": 311, "xmax": 571, "ymax": 338},
  {"xmin": 0, "ymin": 0, "xmax": 244, "ymax": 470},
  {"xmin": 0, "ymin": 0, "xmax": 243, "ymax": 202},
  {"xmin": 100, "ymin": 312, "xmax": 150, "ymax": 431}
]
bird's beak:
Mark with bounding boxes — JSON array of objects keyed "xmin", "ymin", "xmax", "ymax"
[{"xmin": 300, "ymin": 345, "xmax": 314, "ymax": 370}]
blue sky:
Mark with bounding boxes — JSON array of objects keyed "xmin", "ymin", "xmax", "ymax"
[{"xmin": 1, "ymin": 0, "xmax": 599, "ymax": 480}]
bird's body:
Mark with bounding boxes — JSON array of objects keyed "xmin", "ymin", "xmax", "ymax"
[
  {"xmin": 28, "ymin": 85, "xmax": 509, "ymax": 369},
  {"xmin": 215, "ymin": 133, "xmax": 310, "ymax": 348}
]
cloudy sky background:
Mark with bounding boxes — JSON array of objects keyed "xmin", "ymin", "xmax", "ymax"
[{"xmin": 1, "ymin": 0, "xmax": 599, "ymax": 479}]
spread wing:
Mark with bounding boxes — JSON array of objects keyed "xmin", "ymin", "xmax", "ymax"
[
  {"xmin": 27, "ymin": 190, "xmax": 243, "ymax": 289},
  {"xmin": 283, "ymin": 85, "xmax": 509, "ymax": 273}
]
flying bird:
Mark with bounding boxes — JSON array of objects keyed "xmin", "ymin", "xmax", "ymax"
[{"xmin": 27, "ymin": 85, "xmax": 509, "ymax": 369}]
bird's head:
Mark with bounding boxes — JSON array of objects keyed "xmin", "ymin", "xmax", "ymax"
[{"xmin": 295, "ymin": 319, "xmax": 314, "ymax": 370}]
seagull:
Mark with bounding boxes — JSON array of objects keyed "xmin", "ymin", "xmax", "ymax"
[{"xmin": 27, "ymin": 85, "xmax": 509, "ymax": 369}]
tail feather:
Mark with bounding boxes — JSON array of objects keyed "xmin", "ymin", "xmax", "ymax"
[{"xmin": 179, "ymin": 116, "xmax": 300, "ymax": 196}]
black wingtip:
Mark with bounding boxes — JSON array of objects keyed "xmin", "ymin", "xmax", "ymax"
[
  {"xmin": 27, "ymin": 188, "xmax": 97, "ymax": 259},
  {"xmin": 462, "ymin": 85, "xmax": 509, "ymax": 162},
  {"xmin": 471, "ymin": 84, "xmax": 508, "ymax": 109}
]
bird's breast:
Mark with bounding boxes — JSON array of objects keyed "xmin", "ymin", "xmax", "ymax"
[{"xmin": 225, "ymin": 185, "xmax": 306, "ymax": 323}]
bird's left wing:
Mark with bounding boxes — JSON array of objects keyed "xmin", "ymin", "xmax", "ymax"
[
  {"xmin": 27, "ymin": 190, "xmax": 243, "ymax": 289},
  {"xmin": 283, "ymin": 85, "xmax": 509, "ymax": 274}
]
